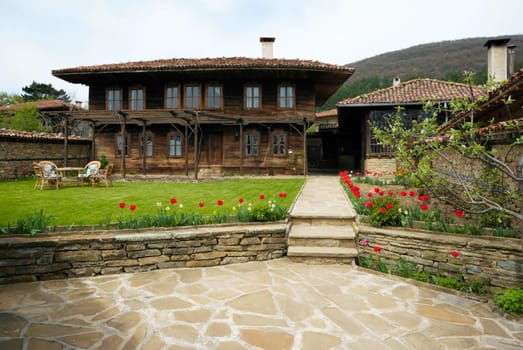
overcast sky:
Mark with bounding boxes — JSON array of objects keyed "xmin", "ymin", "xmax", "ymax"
[{"xmin": 1, "ymin": 0, "xmax": 521, "ymax": 103}]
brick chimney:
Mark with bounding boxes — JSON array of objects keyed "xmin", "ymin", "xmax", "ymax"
[
  {"xmin": 484, "ymin": 38, "xmax": 511, "ymax": 82},
  {"xmin": 260, "ymin": 37, "xmax": 275, "ymax": 59}
]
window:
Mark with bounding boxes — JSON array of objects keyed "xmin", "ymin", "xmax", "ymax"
[
  {"xmin": 169, "ymin": 133, "xmax": 183, "ymax": 157},
  {"xmin": 141, "ymin": 133, "xmax": 153, "ymax": 157},
  {"xmin": 107, "ymin": 88, "xmax": 122, "ymax": 111},
  {"xmin": 278, "ymin": 85, "xmax": 294, "ymax": 109},
  {"xmin": 165, "ymin": 85, "xmax": 180, "ymax": 109},
  {"xmin": 245, "ymin": 131, "xmax": 259, "ymax": 157},
  {"xmin": 116, "ymin": 133, "xmax": 129, "ymax": 157},
  {"xmin": 245, "ymin": 85, "xmax": 261, "ymax": 109},
  {"xmin": 272, "ymin": 131, "xmax": 287, "ymax": 156},
  {"xmin": 184, "ymin": 84, "xmax": 200, "ymax": 108},
  {"xmin": 130, "ymin": 87, "xmax": 145, "ymax": 110},
  {"xmin": 206, "ymin": 84, "xmax": 222, "ymax": 109}
]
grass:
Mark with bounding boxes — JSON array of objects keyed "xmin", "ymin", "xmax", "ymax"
[{"xmin": 0, "ymin": 178, "xmax": 304, "ymax": 228}]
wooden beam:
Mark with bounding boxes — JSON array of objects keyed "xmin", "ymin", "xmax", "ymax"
[
  {"xmin": 63, "ymin": 115, "xmax": 69, "ymax": 167},
  {"xmin": 118, "ymin": 111, "xmax": 127, "ymax": 179},
  {"xmin": 239, "ymin": 122, "xmax": 244, "ymax": 175},
  {"xmin": 194, "ymin": 112, "xmax": 199, "ymax": 180},
  {"xmin": 184, "ymin": 124, "xmax": 189, "ymax": 176},
  {"xmin": 141, "ymin": 122, "xmax": 147, "ymax": 175},
  {"xmin": 303, "ymin": 119, "xmax": 308, "ymax": 176}
]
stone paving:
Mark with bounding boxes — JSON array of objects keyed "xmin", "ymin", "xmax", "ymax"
[{"xmin": 0, "ymin": 258, "xmax": 522, "ymax": 350}]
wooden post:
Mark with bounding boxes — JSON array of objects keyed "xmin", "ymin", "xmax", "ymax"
[
  {"xmin": 184, "ymin": 124, "xmax": 189, "ymax": 176},
  {"xmin": 303, "ymin": 119, "xmax": 308, "ymax": 176},
  {"xmin": 90, "ymin": 121, "xmax": 96, "ymax": 161},
  {"xmin": 194, "ymin": 112, "xmax": 199, "ymax": 180},
  {"xmin": 63, "ymin": 115, "xmax": 68, "ymax": 167},
  {"xmin": 239, "ymin": 122, "xmax": 244, "ymax": 175},
  {"xmin": 141, "ymin": 122, "xmax": 147, "ymax": 175},
  {"xmin": 118, "ymin": 112, "xmax": 127, "ymax": 179}
]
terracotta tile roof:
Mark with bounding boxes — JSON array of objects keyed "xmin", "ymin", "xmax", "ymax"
[
  {"xmin": 337, "ymin": 79, "xmax": 487, "ymax": 106},
  {"xmin": 0, "ymin": 128, "xmax": 88, "ymax": 141},
  {"xmin": 0, "ymin": 100, "xmax": 83, "ymax": 112},
  {"xmin": 315, "ymin": 108, "xmax": 337, "ymax": 118},
  {"xmin": 53, "ymin": 57, "xmax": 355, "ymax": 75}
]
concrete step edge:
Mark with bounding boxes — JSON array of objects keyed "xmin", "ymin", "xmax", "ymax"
[{"xmin": 287, "ymin": 246, "xmax": 358, "ymax": 258}]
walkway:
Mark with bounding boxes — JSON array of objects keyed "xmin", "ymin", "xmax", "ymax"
[{"xmin": 0, "ymin": 176, "xmax": 522, "ymax": 349}]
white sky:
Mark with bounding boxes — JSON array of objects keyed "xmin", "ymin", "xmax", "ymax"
[{"xmin": 1, "ymin": 0, "xmax": 521, "ymax": 103}]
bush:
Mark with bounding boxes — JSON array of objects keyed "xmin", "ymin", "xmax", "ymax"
[
  {"xmin": 495, "ymin": 289, "xmax": 523, "ymax": 316},
  {"xmin": 369, "ymin": 197, "xmax": 403, "ymax": 227}
]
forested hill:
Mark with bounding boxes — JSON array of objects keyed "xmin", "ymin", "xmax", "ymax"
[{"xmin": 322, "ymin": 35, "xmax": 523, "ymax": 110}]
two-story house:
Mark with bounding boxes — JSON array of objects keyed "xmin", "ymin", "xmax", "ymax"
[{"xmin": 51, "ymin": 39, "xmax": 354, "ymax": 178}]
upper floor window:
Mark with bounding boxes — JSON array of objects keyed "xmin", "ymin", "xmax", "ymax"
[
  {"xmin": 206, "ymin": 84, "xmax": 222, "ymax": 109},
  {"xmin": 107, "ymin": 88, "xmax": 122, "ymax": 111},
  {"xmin": 130, "ymin": 87, "xmax": 145, "ymax": 111},
  {"xmin": 168, "ymin": 132, "xmax": 183, "ymax": 157},
  {"xmin": 278, "ymin": 84, "xmax": 294, "ymax": 109},
  {"xmin": 245, "ymin": 130, "xmax": 259, "ymax": 157},
  {"xmin": 245, "ymin": 85, "xmax": 261, "ymax": 109},
  {"xmin": 141, "ymin": 132, "xmax": 153, "ymax": 157},
  {"xmin": 184, "ymin": 84, "xmax": 200, "ymax": 109},
  {"xmin": 272, "ymin": 130, "xmax": 287, "ymax": 156},
  {"xmin": 165, "ymin": 84, "xmax": 180, "ymax": 109}
]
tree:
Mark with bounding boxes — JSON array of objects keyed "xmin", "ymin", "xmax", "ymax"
[
  {"xmin": 21, "ymin": 81, "xmax": 71, "ymax": 102},
  {"xmin": 372, "ymin": 73, "xmax": 523, "ymax": 244},
  {"xmin": 0, "ymin": 92, "xmax": 24, "ymax": 106},
  {"xmin": 9, "ymin": 105, "xmax": 49, "ymax": 132}
]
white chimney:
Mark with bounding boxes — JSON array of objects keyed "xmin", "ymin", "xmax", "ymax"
[
  {"xmin": 484, "ymin": 38, "xmax": 511, "ymax": 82},
  {"xmin": 260, "ymin": 37, "xmax": 275, "ymax": 59},
  {"xmin": 392, "ymin": 77, "xmax": 401, "ymax": 87}
]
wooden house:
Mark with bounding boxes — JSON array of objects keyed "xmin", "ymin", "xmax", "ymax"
[{"xmin": 51, "ymin": 41, "xmax": 354, "ymax": 178}]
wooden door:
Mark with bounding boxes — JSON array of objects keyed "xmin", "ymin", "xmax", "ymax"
[{"xmin": 200, "ymin": 132, "xmax": 223, "ymax": 165}]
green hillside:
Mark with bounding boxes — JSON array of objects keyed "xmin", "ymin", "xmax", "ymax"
[{"xmin": 322, "ymin": 35, "xmax": 523, "ymax": 110}]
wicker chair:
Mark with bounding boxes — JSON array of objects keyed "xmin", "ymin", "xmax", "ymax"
[
  {"xmin": 37, "ymin": 161, "xmax": 62, "ymax": 190},
  {"xmin": 32, "ymin": 162, "xmax": 43, "ymax": 189},
  {"xmin": 78, "ymin": 161, "xmax": 101, "ymax": 186},
  {"xmin": 94, "ymin": 162, "xmax": 113, "ymax": 187}
]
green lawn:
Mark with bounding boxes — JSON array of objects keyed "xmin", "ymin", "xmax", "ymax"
[{"xmin": 0, "ymin": 178, "xmax": 304, "ymax": 227}]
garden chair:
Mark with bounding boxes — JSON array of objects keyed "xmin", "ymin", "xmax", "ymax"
[
  {"xmin": 94, "ymin": 162, "xmax": 113, "ymax": 187},
  {"xmin": 38, "ymin": 161, "xmax": 62, "ymax": 190},
  {"xmin": 78, "ymin": 161, "xmax": 101, "ymax": 187},
  {"xmin": 32, "ymin": 162, "xmax": 43, "ymax": 189}
]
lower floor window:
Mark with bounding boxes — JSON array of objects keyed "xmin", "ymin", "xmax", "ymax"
[
  {"xmin": 169, "ymin": 133, "xmax": 183, "ymax": 157},
  {"xmin": 141, "ymin": 133, "xmax": 153, "ymax": 157},
  {"xmin": 272, "ymin": 131, "xmax": 287, "ymax": 156},
  {"xmin": 245, "ymin": 132, "xmax": 259, "ymax": 156},
  {"xmin": 116, "ymin": 134, "xmax": 129, "ymax": 157}
]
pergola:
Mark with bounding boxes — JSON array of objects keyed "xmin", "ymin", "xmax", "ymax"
[{"xmin": 44, "ymin": 109, "xmax": 311, "ymax": 179}]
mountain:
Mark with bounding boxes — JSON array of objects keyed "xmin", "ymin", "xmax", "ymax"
[{"xmin": 321, "ymin": 35, "xmax": 523, "ymax": 110}]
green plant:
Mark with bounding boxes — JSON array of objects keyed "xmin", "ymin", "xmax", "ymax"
[
  {"xmin": 434, "ymin": 275, "xmax": 466, "ymax": 290},
  {"xmin": 494, "ymin": 289, "xmax": 523, "ymax": 316},
  {"xmin": 100, "ymin": 154, "xmax": 109, "ymax": 169},
  {"xmin": 412, "ymin": 270, "xmax": 431, "ymax": 283},
  {"xmin": 14, "ymin": 209, "xmax": 54, "ymax": 235},
  {"xmin": 368, "ymin": 197, "xmax": 403, "ymax": 227}
]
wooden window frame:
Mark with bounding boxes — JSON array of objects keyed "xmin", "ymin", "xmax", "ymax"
[
  {"xmin": 271, "ymin": 130, "xmax": 287, "ymax": 157},
  {"xmin": 165, "ymin": 84, "xmax": 181, "ymax": 109},
  {"xmin": 244, "ymin": 129, "xmax": 260, "ymax": 157},
  {"xmin": 106, "ymin": 88, "xmax": 122, "ymax": 111},
  {"xmin": 244, "ymin": 84, "xmax": 262, "ymax": 110},
  {"xmin": 184, "ymin": 84, "xmax": 201, "ymax": 109},
  {"xmin": 116, "ymin": 133, "xmax": 130, "ymax": 158},
  {"xmin": 129, "ymin": 86, "xmax": 146, "ymax": 111},
  {"xmin": 140, "ymin": 132, "xmax": 153, "ymax": 157},
  {"xmin": 205, "ymin": 83, "xmax": 223, "ymax": 109},
  {"xmin": 277, "ymin": 84, "xmax": 295, "ymax": 109},
  {"xmin": 168, "ymin": 132, "xmax": 183, "ymax": 158}
]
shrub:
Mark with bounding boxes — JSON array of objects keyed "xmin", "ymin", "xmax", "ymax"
[
  {"xmin": 495, "ymin": 289, "xmax": 523, "ymax": 316},
  {"xmin": 369, "ymin": 197, "xmax": 403, "ymax": 227}
]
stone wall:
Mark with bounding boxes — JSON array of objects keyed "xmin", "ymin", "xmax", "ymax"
[
  {"xmin": 357, "ymin": 224, "xmax": 523, "ymax": 289},
  {"xmin": 0, "ymin": 223, "xmax": 287, "ymax": 284},
  {"xmin": 0, "ymin": 132, "xmax": 91, "ymax": 180},
  {"xmin": 364, "ymin": 157, "xmax": 397, "ymax": 176}
]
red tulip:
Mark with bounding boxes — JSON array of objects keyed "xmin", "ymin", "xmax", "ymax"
[
  {"xmin": 374, "ymin": 187, "xmax": 380, "ymax": 193},
  {"xmin": 119, "ymin": 202, "xmax": 126, "ymax": 209},
  {"xmin": 259, "ymin": 194, "xmax": 265, "ymax": 200},
  {"xmin": 170, "ymin": 198, "xmax": 177, "ymax": 204},
  {"xmin": 386, "ymin": 203, "xmax": 393, "ymax": 209},
  {"xmin": 374, "ymin": 246, "xmax": 382, "ymax": 252},
  {"xmin": 366, "ymin": 201, "xmax": 373, "ymax": 207},
  {"xmin": 238, "ymin": 198, "xmax": 244, "ymax": 204},
  {"xmin": 409, "ymin": 191, "xmax": 416, "ymax": 197},
  {"xmin": 400, "ymin": 191, "xmax": 407, "ymax": 196},
  {"xmin": 450, "ymin": 251, "xmax": 460, "ymax": 258},
  {"xmin": 380, "ymin": 207, "xmax": 386, "ymax": 213},
  {"xmin": 379, "ymin": 191, "xmax": 385, "ymax": 196},
  {"xmin": 455, "ymin": 209, "xmax": 465, "ymax": 217},
  {"xmin": 217, "ymin": 199, "xmax": 224, "ymax": 206},
  {"xmin": 199, "ymin": 201, "xmax": 205, "ymax": 208},
  {"xmin": 129, "ymin": 204, "xmax": 137, "ymax": 211},
  {"xmin": 388, "ymin": 191, "xmax": 395, "ymax": 196},
  {"xmin": 420, "ymin": 204, "xmax": 429, "ymax": 211}
]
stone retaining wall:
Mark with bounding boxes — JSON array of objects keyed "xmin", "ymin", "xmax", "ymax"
[
  {"xmin": 357, "ymin": 224, "xmax": 523, "ymax": 289},
  {"xmin": 0, "ymin": 223, "xmax": 288, "ymax": 284}
]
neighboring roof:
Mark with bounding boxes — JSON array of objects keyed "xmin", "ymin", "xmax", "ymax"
[
  {"xmin": 337, "ymin": 79, "xmax": 487, "ymax": 107},
  {"xmin": 53, "ymin": 57, "xmax": 355, "ymax": 76},
  {"xmin": 0, "ymin": 100, "xmax": 83, "ymax": 112},
  {"xmin": 315, "ymin": 108, "xmax": 337, "ymax": 118}
]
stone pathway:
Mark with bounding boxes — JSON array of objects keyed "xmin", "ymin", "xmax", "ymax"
[{"xmin": 1, "ymin": 258, "xmax": 522, "ymax": 349}]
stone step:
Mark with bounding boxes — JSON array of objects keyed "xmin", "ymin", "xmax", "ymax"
[
  {"xmin": 287, "ymin": 246, "xmax": 358, "ymax": 264},
  {"xmin": 288, "ymin": 224, "xmax": 356, "ymax": 248},
  {"xmin": 290, "ymin": 215, "xmax": 355, "ymax": 226}
]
